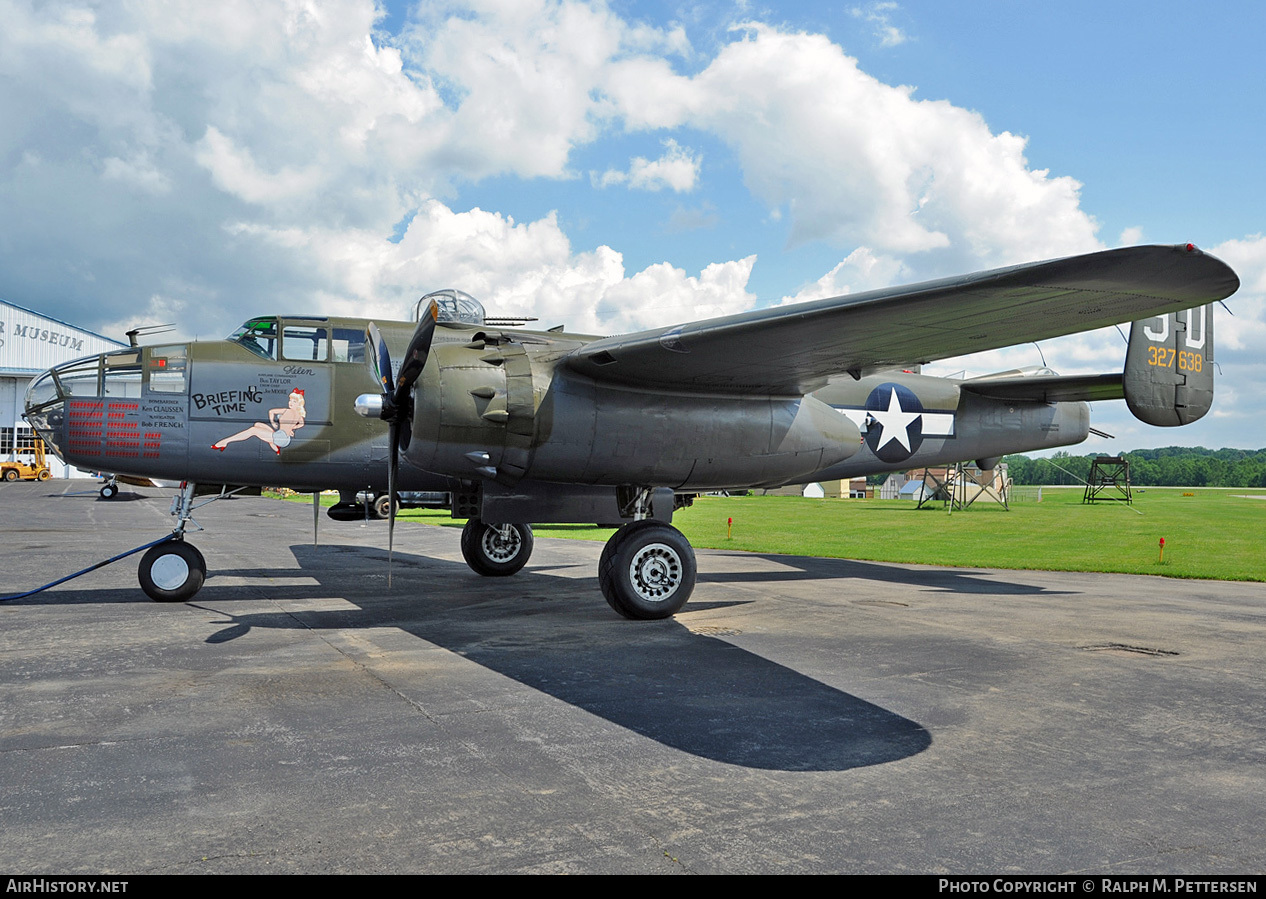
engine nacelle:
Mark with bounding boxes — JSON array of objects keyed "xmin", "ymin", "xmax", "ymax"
[{"xmin": 409, "ymin": 342, "xmax": 862, "ymax": 490}]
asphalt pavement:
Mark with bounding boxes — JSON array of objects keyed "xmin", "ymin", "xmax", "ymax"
[{"xmin": 2, "ymin": 481, "xmax": 1264, "ymax": 874}]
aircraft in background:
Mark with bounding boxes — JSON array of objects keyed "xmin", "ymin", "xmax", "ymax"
[{"xmin": 24, "ymin": 244, "xmax": 1238, "ymax": 618}]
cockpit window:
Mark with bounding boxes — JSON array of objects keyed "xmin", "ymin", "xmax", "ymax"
[
  {"xmin": 282, "ymin": 325, "xmax": 329, "ymax": 362},
  {"xmin": 228, "ymin": 318, "xmax": 279, "ymax": 360},
  {"xmin": 147, "ymin": 345, "xmax": 188, "ymax": 394},
  {"xmin": 415, "ymin": 289, "xmax": 486, "ymax": 325},
  {"xmin": 331, "ymin": 327, "xmax": 366, "ymax": 363},
  {"xmin": 103, "ymin": 350, "xmax": 142, "ymax": 398},
  {"xmin": 24, "ymin": 369, "xmax": 60, "ymax": 413},
  {"xmin": 53, "ymin": 356, "xmax": 104, "ymax": 397}
]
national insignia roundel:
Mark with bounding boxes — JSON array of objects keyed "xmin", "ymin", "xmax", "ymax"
[{"xmin": 863, "ymin": 382, "xmax": 925, "ymax": 463}]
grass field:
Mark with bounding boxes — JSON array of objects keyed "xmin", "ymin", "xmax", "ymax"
[{"xmin": 298, "ymin": 487, "xmax": 1265, "ymax": 583}]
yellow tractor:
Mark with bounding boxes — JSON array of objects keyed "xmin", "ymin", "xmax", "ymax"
[{"xmin": 2, "ymin": 437, "xmax": 52, "ymax": 482}]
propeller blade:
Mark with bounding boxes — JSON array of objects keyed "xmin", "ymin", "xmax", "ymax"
[
  {"xmin": 387, "ymin": 420, "xmax": 398, "ymax": 589},
  {"xmin": 364, "ymin": 307, "xmax": 437, "ymax": 592},
  {"xmin": 393, "ymin": 299, "xmax": 439, "ymax": 408},
  {"xmin": 366, "ymin": 322, "xmax": 393, "ymax": 397}
]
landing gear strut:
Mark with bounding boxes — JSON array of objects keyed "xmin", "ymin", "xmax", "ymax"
[
  {"xmin": 138, "ymin": 481, "xmax": 205, "ymax": 602},
  {"xmin": 599, "ymin": 518, "xmax": 696, "ymax": 621},
  {"xmin": 461, "ymin": 519, "xmax": 534, "ymax": 576},
  {"xmin": 136, "ymin": 481, "xmax": 247, "ymax": 603}
]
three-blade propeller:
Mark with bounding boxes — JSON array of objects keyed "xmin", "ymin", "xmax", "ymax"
[{"xmin": 360, "ymin": 300, "xmax": 440, "ymax": 580}]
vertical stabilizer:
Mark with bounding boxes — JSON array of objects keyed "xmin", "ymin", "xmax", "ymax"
[{"xmin": 1123, "ymin": 305, "xmax": 1214, "ymax": 426}]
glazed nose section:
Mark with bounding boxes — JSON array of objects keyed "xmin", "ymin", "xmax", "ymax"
[
  {"xmin": 24, "ymin": 353, "xmax": 114, "ymax": 457},
  {"xmin": 23, "ymin": 366, "xmax": 68, "ymax": 452}
]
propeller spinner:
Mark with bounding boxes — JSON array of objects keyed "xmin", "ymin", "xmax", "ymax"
[{"xmin": 355, "ymin": 300, "xmax": 440, "ymax": 578}]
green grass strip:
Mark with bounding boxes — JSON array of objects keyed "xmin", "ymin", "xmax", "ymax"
[{"xmin": 286, "ymin": 488, "xmax": 1266, "ymax": 582}]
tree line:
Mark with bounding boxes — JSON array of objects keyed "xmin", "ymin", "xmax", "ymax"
[{"xmin": 1003, "ymin": 447, "xmax": 1266, "ymax": 487}]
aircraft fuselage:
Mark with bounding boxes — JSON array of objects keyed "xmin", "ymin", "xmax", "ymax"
[{"xmin": 25, "ymin": 314, "xmax": 1087, "ymax": 500}]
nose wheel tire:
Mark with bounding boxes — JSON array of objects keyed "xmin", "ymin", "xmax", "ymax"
[
  {"xmin": 461, "ymin": 519, "xmax": 533, "ymax": 576},
  {"xmin": 599, "ymin": 522, "xmax": 695, "ymax": 620},
  {"xmin": 100, "ymin": 483, "xmax": 118, "ymax": 499},
  {"xmin": 139, "ymin": 541, "xmax": 207, "ymax": 603}
]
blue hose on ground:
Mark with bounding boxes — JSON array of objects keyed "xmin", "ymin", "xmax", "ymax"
[{"xmin": 1, "ymin": 533, "xmax": 177, "ymax": 601}]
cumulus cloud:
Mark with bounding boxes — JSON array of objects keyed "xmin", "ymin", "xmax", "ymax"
[
  {"xmin": 594, "ymin": 139, "xmax": 701, "ymax": 192},
  {"xmin": 402, "ymin": 0, "xmax": 689, "ymax": 183},
  {"xmin": 3, "ymin": 0, "xmax": 1261, "ymax": 454},
  {"xmin": 218, "ymin": 201, "xmax": 757, "ymax": 336},
  {"xmin": 1118, "ymin": 226, "xmax": 1144, "ymax": 246},
  {"xmin": 1208, "ymin": 235, "xmax": 1266, "ymax": 381},
  {"xmin": 0, "ymin": 0, "xmax": 723, "ymax": 337},
  {"xmin": 610, "ymin": 23, "xmax": 1103, "ymax": 273},
  {"xmin": 779, "ymin": 247, "xmax": 913, "ymax": 305}
]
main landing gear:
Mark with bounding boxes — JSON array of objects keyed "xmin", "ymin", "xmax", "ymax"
[
  {"xmin": 598, "ymin": 520, "xmax": 696, "ymax": 620},
  {"xmin": 458, "ymin": 503, "xmax": 696, "ymax": 620}
]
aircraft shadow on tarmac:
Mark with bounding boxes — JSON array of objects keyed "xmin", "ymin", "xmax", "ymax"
[
  {"xmin": 699, "ymin": 552, "xmax": 1080, "ymax": 597},
  {"xmin": 179, "ymin": 542, "xmax": 935, "ymax": 772},
  {"xmin": 4, "ymin": 532, "xmax": 1094, "ymax": 770}
]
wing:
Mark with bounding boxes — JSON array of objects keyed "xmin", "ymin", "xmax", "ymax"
[{"xmin": 563, "ymin": 244, "xmax": 1238, "ymax": 396}]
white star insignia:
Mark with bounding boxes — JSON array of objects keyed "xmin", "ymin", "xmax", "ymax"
[{"xmin": 870, "ymin": 387, "xmax": 920, "ymax": 452}]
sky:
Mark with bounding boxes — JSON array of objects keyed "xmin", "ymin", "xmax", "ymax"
[{"xmin": 2, "ymin": 0, "xmax": 1264, "ymax": 452}]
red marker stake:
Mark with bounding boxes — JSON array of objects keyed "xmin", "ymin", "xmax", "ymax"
[
  {"xmin": 1159, "ymin": 537, "xmax": 1165, "ymax": 563},
  {"xmin": 727, "ymin": 517, "xmax": 733, "ymax": 539}
]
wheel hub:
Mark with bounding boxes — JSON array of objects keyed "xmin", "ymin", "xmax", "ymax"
[
  {"xmin": 481, "ymin": 526, "xmax": 522, "ymax": 563},
  {"xmin": 150, "ymin": 553, "xmax": 190, "ymax": 591},
  {"xmin": 629, "ymin": 543, "xmax": 682, "ymax": 602}
]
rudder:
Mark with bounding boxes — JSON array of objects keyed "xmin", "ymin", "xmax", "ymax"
[{"xmin": 1123, "ymin": 305, "xmax": 1214, "ymax": 426}]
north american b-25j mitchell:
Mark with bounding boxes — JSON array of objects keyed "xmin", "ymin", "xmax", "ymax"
[{"xmin": 24, "ymin": 244, "xmax": 1239, "ymax": 618}]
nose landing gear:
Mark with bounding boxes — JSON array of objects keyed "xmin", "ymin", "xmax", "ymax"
[
  {"xmin": 136, "ymin": 482, "xmax": 252, "ymax": 603},
  {"xmin": 138, "ymin": 541, "xmax": 206, "ymax": 602}
]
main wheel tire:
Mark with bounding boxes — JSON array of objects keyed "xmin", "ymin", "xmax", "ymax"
[
  {"xmin": 599, "ymin": 522, "xmax": 695, "ymax": 620},
  {"xmin": 36, "ymin": 470, "xmax": 50, "ymax": 481},
  {"xmin": 3, "ymin": 469, "xmax": 17, "ymax": 481},
  {"xmin": 100, "ymin": 483, "xmax": 118, "ymax": 499},
  {"xmin": 460, "ymin": 519, "xmax": 533, "ymax": 576},
  {"xmin": 139, "ymin": 541, "xmax": 206, "ymax": 602},
  {"xmin": 372, "ymin": 493, "xmax": 395, "ymax": 520},
  {"xmin": 598, "ymin": 519, "xmax": 666, "ymax": 602}
]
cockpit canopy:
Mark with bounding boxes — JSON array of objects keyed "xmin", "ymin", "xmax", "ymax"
[
  {"xmin": 227, "ymin": 317, "xmax": 366, "ymax": 363},
  {"xmin": 414, "ymin": 289, "xmax": 486, "ymax": 325},
  {"xmin": 224, "ymin": 291, "xmax": 489, "ymax": 361}
]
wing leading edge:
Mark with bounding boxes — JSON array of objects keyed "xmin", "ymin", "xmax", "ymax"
[{"xmin": 563, "ymin": 244, "xmax": 1239, "ymax": 396}]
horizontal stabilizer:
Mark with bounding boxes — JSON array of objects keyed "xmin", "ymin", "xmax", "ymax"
[{"xmin": 961, "ymin": 372, "xmax": 1124, "ymax": 404}]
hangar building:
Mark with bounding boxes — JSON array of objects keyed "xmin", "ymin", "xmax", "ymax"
[{"xmin": 1, "ymin": 299, "xmax": 125, "ymax": 477}]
